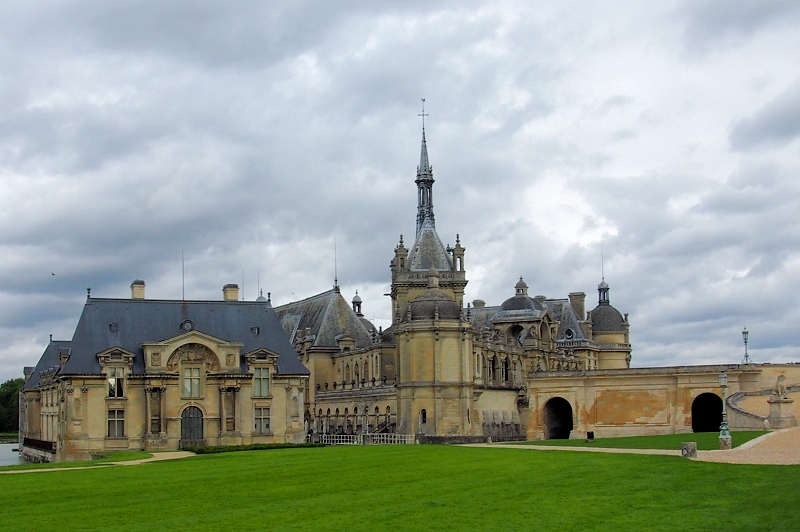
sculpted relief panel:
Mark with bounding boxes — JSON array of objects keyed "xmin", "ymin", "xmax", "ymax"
[{"xmin": 167, "ymin": 343, "xmax": 220, "ymax": 372}]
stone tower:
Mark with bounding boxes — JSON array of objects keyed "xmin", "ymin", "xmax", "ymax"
[
  {"xmin": 393, "ymin": 125, "xmax": 474, "ymax": 436},
  {"xmin": 390, "ymin": 126, "xmax": 468, "ymax": 322}
]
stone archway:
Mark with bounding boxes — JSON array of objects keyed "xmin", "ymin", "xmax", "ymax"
[
  {"xmin": 544, "ymin": 397, "xmax": 573, "ymax": 439},
  {"xmin": 691, "ymin": 393, "xmax": 722, "ymax": 433}
]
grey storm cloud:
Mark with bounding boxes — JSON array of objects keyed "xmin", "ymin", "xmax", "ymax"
[
  {"xmin": 1, "ymin": 1, "xmax": 800, "ymax": 382},
  {"xmin": 729, "ymin": 79, "xmax": 800, "ymax": 150}
]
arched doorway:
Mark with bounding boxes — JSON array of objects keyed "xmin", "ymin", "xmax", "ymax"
[
  {"xmin": 691, "ymin": 393, "xmax": 722, "ymax": 432},
  {"xmin": 181, "ymin": 406, "xmax": 203, "ymax": 443},
  {"xmin": 544, "ymin": 397, "xmax": 573, "ymax": 439}
]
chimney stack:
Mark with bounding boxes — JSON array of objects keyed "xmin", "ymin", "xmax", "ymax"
[
  {"xmin": 223, "ymin": 284, "xmax": 240, "ymax": 301},
  {"xmin": 131, "ymin": 280, "xmax": 145, "ymax": 299},
  {"xmin": 569, "ymin": 292, "xmax": 586, "ymax": 321}
]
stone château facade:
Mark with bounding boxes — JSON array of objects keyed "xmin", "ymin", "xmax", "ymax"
[{"xmin": 19, "ymin": 124, "xmax": 800, "ymax": 461}]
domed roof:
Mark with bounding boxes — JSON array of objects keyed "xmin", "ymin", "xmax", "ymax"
[
  {"xmin": 590, "ymin": 304, "xmax": 625, "ymax": 332},
  {"xmin": 409, "ymin": 289, "xmax": 461, "ymax": 320},
  {"xmin": 352, "ymin": 291, "xmax": 362, "ymax": 303},
  {"xmin": 499, "ymin": 295, "xmax": 544, "ymax": 312}
]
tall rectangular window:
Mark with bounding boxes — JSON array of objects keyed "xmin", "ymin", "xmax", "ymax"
[
  {"xmin": 254, "ymin": 407, "xmax": 270, "ymax": 434},
  {"xmin": 253, "ymin": 368, "xmax": 269, "ymax": 397},
  {"xmin": 108, "ymin": 409, "xmax": 125, "ymax": 437},
  {"xmin": 183, "ymin": 367, "xmax": 200, "ymax": 397},
  {"xmin": 108, "ymin": 367, "xmax": 124, "ymax": 397},
  {"xmin": 150, "ymin": 392, "xmax": 161, "ymax": 433}
]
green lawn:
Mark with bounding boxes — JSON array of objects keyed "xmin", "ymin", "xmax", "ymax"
[
  {"xmin": 1, "ymin": 445, "xmax": 797, "ymax": 531},
  {"xmin": 0, "ymin": 451, "xmax": 152, "ymax": 471},
  {"xmin": 514, "ymin": 431, "xmax": 768, "ymax": 451},
  {"xmin": 0, "ymin": 432, "xmax": 18, "ymax": 443}
]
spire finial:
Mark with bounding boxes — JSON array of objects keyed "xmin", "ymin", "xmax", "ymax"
[
  {"xmin": 419, "ymin": 98, "xmax": 428, "ymax": 131},
  {"xmin": 87, "ymin": 287, "xmax": 91, "ymax": 299},
  {"xmin": 601, "ymin": 242, "xmax": 605, "ymax": 282},
  {"xmin": 415, "ymin": 100, "xmax": 435, "ymax": 234},
  {"xmin": 334, "ymin": 238, "xmax": 339, "ymax": 290},
  {"xmin": 267, "ymin": 292, "xmax": 271, "ymax": 303}
]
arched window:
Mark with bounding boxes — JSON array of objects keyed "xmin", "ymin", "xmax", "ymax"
[
  {"xmin": 355, "ymin": 363, "xmax": 360, "ymax": 382},
  {"xmin": 345, "ymin": 364, "xmax": 351, "ymax": 382},
  {"xmin": 421, "ymin": 409, "xmax": 427, "ymax": 424},
  {"xmin": 503, "ymin": 358, "xmax": 510, "ymax": 382}
]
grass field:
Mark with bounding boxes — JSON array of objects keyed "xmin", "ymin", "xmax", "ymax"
[
  {"xmin": 1, "ymin": 445, "xmax": 797, "ymax": 531},
  {"xmin": 0, "ymin": 451, "xmax": 152, "ymax": 471},
  {"xmin": 515, "ymin": 431, "xmax": 767, "ymax": 450}
]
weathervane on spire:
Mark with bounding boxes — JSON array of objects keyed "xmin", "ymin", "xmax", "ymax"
[{"xmin": 419, "ymin": 98, "xmax": 428, "ymax": 130}]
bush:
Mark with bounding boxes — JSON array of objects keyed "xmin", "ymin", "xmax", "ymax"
[{"xmin": 181, "ymin": 442, "xmax": 326, "ymax": 454}]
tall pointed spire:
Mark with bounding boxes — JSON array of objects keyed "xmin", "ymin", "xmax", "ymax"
[{"xmin": 416, "ymin": 98, "xmax": 435, "ymax": 235}]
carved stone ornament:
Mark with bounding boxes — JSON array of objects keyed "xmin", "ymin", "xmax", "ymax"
[
  {"xmin": 151, "ymin": 352, "xmax": 161, "ymax": 367},
  {"xmin": 80, "ymin": 387, "xmax": 89, "ymax": 394},
  {"xmin": 226, "ymin": 353, "xmax": 236, "ymax": 367},
  {"xmin": 96, "ymin": 348, "xmax": 136, "ymax": 370},
  {"xmin": 167, "ymin": 343, "xmax": 220, "ymax": 372},
  {"xmin": 66, "ymin": 387, "xmax": 75, "ymax": 394}
]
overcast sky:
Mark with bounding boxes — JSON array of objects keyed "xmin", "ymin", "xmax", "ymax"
[{"xmin": 2, "ymin": 0, "xmax": 800, "ymax": 382}]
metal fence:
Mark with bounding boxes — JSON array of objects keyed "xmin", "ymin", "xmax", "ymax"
[
  {"xmin": 369, "ymin": 433, "xmax": 416, "ymax": 445},
  {"xmin": 320, "ymin": 434, "xmax": 363, "ymax": 445},
  {"xmin": 315, "ymin": 433, "xmax": 416, "ymax": 445}
]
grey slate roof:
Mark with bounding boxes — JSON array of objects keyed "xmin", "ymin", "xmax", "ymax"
[
  {"xmin": 590, "ymin": 303, "xmax": 626, "ymax": 332},
  {"xmin": 469, "ymin": 298, "xmax": 588, "ymax": 342},
  {"xmin": 274, "ymin": 289, "xmax": 374, "ymax": 350},
  {"xmin": 408, "ymin": 222, "xmax": 453, "ymax": 272},
  {"xmin": 542, "ymin": 299, "xmax": 589, "ymax": 341},
  {"xmin": 24, "ymin": 340, "xmax": 72, "ymax": 389},
  {"xmin": 24, "ymin": 297, "xmax": 307, "ymax": 389}
]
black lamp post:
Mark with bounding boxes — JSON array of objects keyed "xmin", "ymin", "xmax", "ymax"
[{"xmin": 718, "ymin": 370, "xmax": 732, "ymax": 450}]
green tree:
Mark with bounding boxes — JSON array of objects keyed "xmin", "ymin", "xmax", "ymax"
[{"xmin": 0, "ymin": 378, "xmax": 25, "ymax": 433}]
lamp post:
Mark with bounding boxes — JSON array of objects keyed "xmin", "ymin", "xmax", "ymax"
[
  {"xmin": 718, "ymin": 370, "xmax": 732, "ymax": 450},
  {"xmin": 742, "ymin": 327, "xmax": 750, "ymax": 364}
]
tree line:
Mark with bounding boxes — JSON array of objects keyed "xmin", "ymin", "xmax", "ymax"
[{"xmin": 0, "ymin": 378, "xmax": 25, "ymax": 433}]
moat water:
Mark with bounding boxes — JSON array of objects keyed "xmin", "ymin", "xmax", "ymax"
[{"xmin": 0, "ymin": 443, "xmax": 21, "ymax": 466}]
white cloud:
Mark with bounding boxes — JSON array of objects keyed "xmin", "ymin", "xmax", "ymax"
[{"xmin": 1, "ymin": 1, "xmax": 800, "ymax": 382}]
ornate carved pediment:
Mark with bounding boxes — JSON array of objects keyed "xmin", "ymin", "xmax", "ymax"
[
  {"xmin": 243, "ymin": 348, "xmax": 280, "ymax": 372},
  {"xmin": 96, "ymin": 347, "xmax": 137, "ymax": 370},
  {"xmin": 166, "ymin": 343, "xmax": 220, "ymax": 372}
]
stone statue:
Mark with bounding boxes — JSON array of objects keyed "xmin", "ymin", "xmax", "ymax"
[{"xmin": 774, "ymin": 375, "xmax": 788, "ymax": 398}]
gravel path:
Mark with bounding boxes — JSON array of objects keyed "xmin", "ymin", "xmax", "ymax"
[
  {"xmin": 695, "ymin": 427, "xmax": 800, "ymax": 465},
  {"xmin": 464, "ymin": 427, "xmax": 800, "ymax": 465},
  {"xmin": 0, "ymin": 451, "xmax": 195, "ymax": 475}
]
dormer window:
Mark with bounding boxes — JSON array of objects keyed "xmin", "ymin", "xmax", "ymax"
[{"xmin": 565, "ymin": 329, "xmax": 574, "ymax": 340}]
